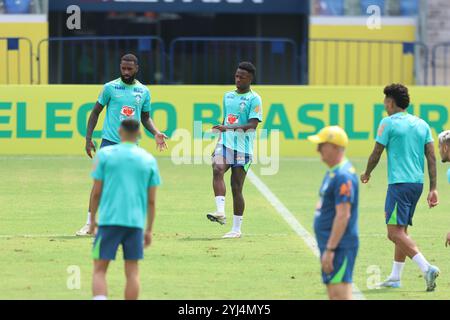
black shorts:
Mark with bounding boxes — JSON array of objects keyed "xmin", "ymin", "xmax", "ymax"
[{"xmin": 100, "ymin": 139, "xmax": 118, "ymax": 148}]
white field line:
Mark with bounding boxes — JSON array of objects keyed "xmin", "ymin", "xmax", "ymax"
[
  {"xmin": 247, "ymin": 169, "xmax": 366, "ymax": 300},
  {"xmin": 0, "ymin": 233, "xmax": 296, "ymax": 239},
  {"xmin": 0, "ymin": 234, "xmax": 77, "ymax": 239},
  {"xmin": 0, "ymin": 155, "xmax": 374, "ymax": 162}
]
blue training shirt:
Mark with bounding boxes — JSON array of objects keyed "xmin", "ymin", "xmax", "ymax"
[{"xmin": 314, "ymin": 159, "xmax": 359, "ymax": 249}]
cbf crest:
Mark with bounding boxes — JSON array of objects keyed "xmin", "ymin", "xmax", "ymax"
[
  {"xmin": 134, "ymin": 93, "xmax": 142, "ymax": 106},
  {"xmin": 239, "ymin": 101, "xmax": 246, "ymax": 112}
]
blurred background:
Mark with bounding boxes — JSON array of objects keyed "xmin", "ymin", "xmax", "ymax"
[{"xmin": 0, "ymin": 0, "xmax": 449, "ymax": 86}]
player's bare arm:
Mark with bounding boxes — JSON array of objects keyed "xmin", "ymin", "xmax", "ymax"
[
  {"xmin": 361, "ymin": 142, "xmax": 385, "ymax": 183},
  {"xmin": 85, "ymin": 102, "xmax": 105, "ymax": 158},
  {"xmin": 425, "ymin": 142, "xmax": 439, "ymax": 208},
  {"xmin": 212, "ymin": 118, "xmax": 259, "ymax": 132},
  {"xmin": 322, "ymin": 202, "xmax": 351, "ymax": 274},
  {"xmin": 141, "ymin": 111, "xmax": 168, "ymax": 152},
  {"xmin": 145, "ymin": 187, "xmax": 157, "ymax": 248},
  {"xmin": 89, "ymin": 180, "xmax": 103, "ymax": 234}
]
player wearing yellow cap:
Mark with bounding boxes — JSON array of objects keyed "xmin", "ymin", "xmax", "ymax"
[{"xmin": 308, "ymin": 126, "xmax": 359, "ymax": 300}]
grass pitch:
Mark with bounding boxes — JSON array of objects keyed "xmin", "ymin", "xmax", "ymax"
[{"xmin": 0, "ymin": 156, "xmax": 449, "ymax": 299}]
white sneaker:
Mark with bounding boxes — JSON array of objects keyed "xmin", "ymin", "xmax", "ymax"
[
  {"xmin": 425, "ymin": 265, "xmax": 440, "ymax": 292},
  {"xmin": 75, "ymin": 224, "xmax": 93, "ymax": 236},
  {"xmin": 206, "ymin": 212, "xmax": 226, "ymax": 225},
  {"xmin": 222, "ymin": 230, "xmax": 242, "ymax": 239},
  {"xmin": 378, "ymin": 278, "xmax": 401, "ymax": 288}
]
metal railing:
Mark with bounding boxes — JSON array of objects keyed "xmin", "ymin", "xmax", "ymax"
[
  {"xmin": 4, "ymin": 35, "xmax": 449, "ymax": 86},
  {"xmin": 36, "ymin": 36, "xmax": 166, "ymax": 84},
  {"xmin": 431, "ymin": 42, "xmax": 450, "ymax": 85},
  {"xmin": 0, "ymin": 37, "xmax": 33, "ymax": 84},
  {"xmin": 169, "ymin": 37, "xmax": 300, "ymax": 85}
]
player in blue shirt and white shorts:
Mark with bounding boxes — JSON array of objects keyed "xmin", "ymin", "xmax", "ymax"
[{"xmin": 361, "ymin": 84, "xmax": 440, "ymax": 292}]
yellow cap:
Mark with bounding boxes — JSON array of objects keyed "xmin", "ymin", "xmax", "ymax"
[{"xmin": 307, "ymin": 126, "xmax": 349, "ymax": 148}]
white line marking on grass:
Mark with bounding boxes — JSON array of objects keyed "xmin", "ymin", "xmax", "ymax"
[
  {"xmin": 247, "ymin": 169, "xmax": 366, "ymax": 300},
  {"xmin": 0, "ymin": 234, "xmax": 78, "ymax": 239}
]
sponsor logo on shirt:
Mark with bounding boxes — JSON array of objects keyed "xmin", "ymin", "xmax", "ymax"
[
  {"xmin": 227, "ymin": 114, "xmax": 239, "ymax": 125},
  {"xmin": 339, "ymin": 180, "xmax": 352, "ymax": 197},
  {"xmin": 239, "ymin": 102, "xmax": 246, "ymax": 112},
  {"xmin": 114, "ymin": 85, "xmax": 125, "ymax": 90},
  {"xmin": 133, "ymin": 88, "xmax": 143, "ymax": 93},
  {"xmin": 254, "ymin": 105, "xmax": 261, "ymax": 113},
  {"xmin": 121, "ymin": 106, "xmax": 136, "ymax": 117},
  {"xmin": 377, "ymin": 124, "xmax": 386, "ymax": 137}
]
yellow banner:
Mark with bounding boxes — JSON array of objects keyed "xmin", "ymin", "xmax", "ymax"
[
  {"xmin": 0, "ymin": 85, "xmax": 448, "ymax": 156},
  {"xmin": 309, "ymin": 19, "xmax": 416, "ymax": 85}
]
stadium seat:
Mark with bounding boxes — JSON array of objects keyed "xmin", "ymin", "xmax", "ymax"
[
  {"xmin": 360, "ymin": 0, "xmax": 385, "ymax": 15},
  {"xmin": 4, "ymin": 0, "xmax": 31, "ymax": 14},
  {"xmin": 400, "ymin": 0, "xmax": 418, "ymax": 16}
]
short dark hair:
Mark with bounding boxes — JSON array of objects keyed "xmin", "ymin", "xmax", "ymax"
[
  {"xmin": 238, "ymin": 61, "xmax": 256, "ymax": 77},
  {"xmin": 120, "ymin": 119, "xmax": 140, "ymax": 134},
  {"xmin": 384, "ymin": 83, "xmax": 410, "ymax": 109},
  {"xmin": 121, "ymin": 53, "xmax": 138, "ymax": 65}
]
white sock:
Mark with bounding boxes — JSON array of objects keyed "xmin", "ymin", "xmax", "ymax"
[
  {"xmin": 93, "ymin": 295, "xmax": 107, "ymax": 300},
  {"xmin": 412, "ymin": 253, "xmax": 431, "ymax": 273},
  {"xmin": 215, "ymin": 196, "xmax": 225, "ymax": 214},
  {"xmin": 232, "ymin": 215, "xmax": 243, "ymax": 233},
  {"xmin": 86, "ymin": 212, "xmax": 91, "ymax": 225},
  {"xmin": 389, "ymin": 261, "xmax": 405, "ymax": 281}
]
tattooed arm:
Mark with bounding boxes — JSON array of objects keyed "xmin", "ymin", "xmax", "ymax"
[
  {"xmin": 425, "ymin": 142, "xmax": 439, "ymax": 208},
  {"xmin": 360, "ymin": 142, "xmax": 385, "ymax": 184}
]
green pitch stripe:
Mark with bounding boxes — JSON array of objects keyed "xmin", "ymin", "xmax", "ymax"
[
  {"xmin": 92, "ymin": 236, "xmax": 102, "ymax": 260},
  {"xmin": 388, "ymin": 203, "xmax": 398, "ymax": 225},
  {"xmin": 330, "ymin": 257, "xmax": 348, "ymax": 284}
]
